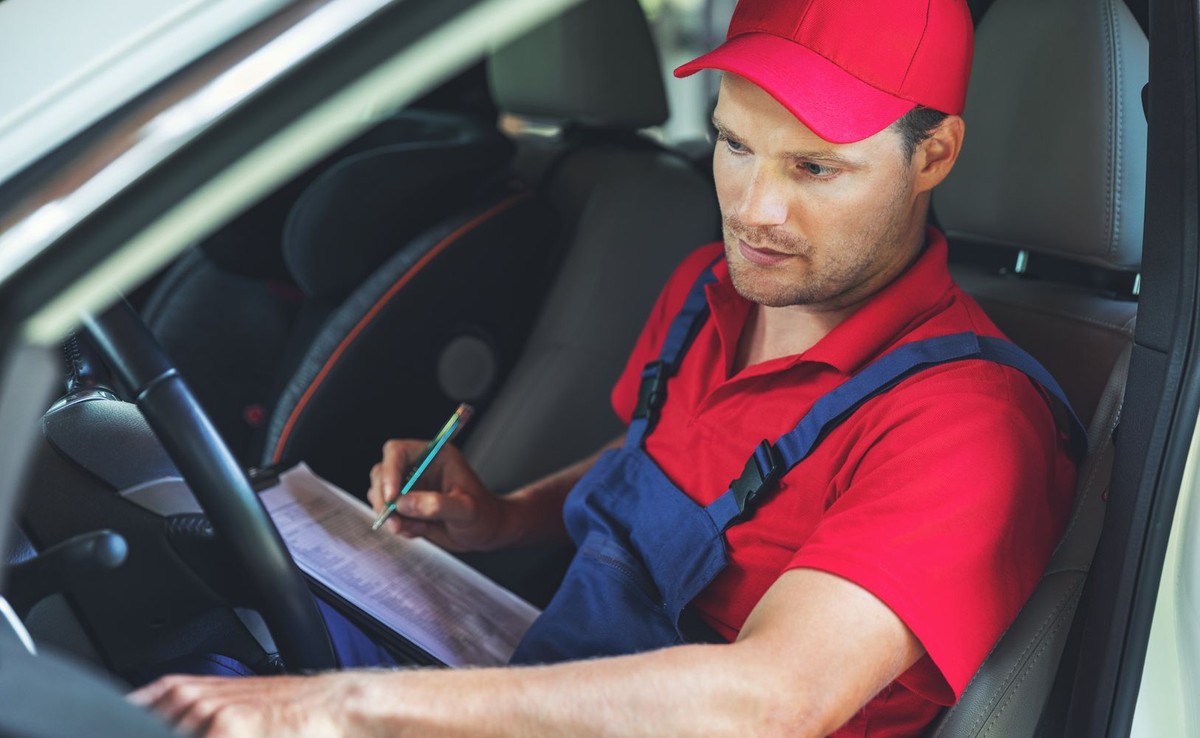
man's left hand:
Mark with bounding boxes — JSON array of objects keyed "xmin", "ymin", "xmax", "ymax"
[{"xmin": 129, "ymin": 672, "xmax": 374, "ymax": 738}]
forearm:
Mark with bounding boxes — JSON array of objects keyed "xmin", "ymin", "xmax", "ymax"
[
  {"xmin": 134, "ymin": 574, "xmax": 917, "ymax": 737},
  {"xmin": 349, "ymin": 569, "xmax": 924, "ymax": 738},
  {"xmin": 352, "ymin": 643, "xmax": 816, "ymax": 738},
  {"xmin": 492, "ymin": 435, "xmax": 623, "ymax": 549}
]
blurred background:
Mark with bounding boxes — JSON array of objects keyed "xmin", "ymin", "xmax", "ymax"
[{"xmin": 639, "ymin": 0, "xmax": 735, "ymax": 143}]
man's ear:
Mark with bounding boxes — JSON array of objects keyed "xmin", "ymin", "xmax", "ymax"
[{"xmin": 913, "ymin": 115, "xmax": 965, "ymax": 194}]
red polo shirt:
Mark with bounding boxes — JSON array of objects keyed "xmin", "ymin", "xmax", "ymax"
[{"xmin": 611, "ymin": 229, "xmax": 1076, "ymax": 735}]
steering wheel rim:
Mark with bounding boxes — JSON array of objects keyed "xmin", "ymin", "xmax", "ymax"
[{"xmin": 82, "ymin": 300, "xmax": 336, "ymax": 672}]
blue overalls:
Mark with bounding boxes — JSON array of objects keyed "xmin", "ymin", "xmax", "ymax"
[
  {"xmin": 509, "ymin": 260, "xmax": 1087, "ymax": 664},
  {"xmin": 139, "ymin": 262, "xmax": 1086, "ymax": 682}
]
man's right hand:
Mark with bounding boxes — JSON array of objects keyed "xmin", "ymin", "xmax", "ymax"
[{"xmin": 367, "ymin": 440, "xmax": 510, "ymax": 552}]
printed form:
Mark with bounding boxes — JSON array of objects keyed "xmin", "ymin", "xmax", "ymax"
[{"xmin": 259, "ymin": 464, "xmax": 540, "ymax": 667}]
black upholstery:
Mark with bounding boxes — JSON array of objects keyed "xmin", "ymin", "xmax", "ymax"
[
  {"xmin": 262, "ymin": 189, "xmax": 558, "ymax": 491},
  {"xmin": 142, "ymin": 110, "xmax": 552, "ymax": 476},
  {"xmin": 202, "ymin": 110, "xmax": 508, "ymax": 283},
  {"xmin": 280, "ymin": 124, "xmax": 517, "ymax": 302},
  {"xmin": 142, "ymin": 250, "xmax": 301, "ymax": 462}
]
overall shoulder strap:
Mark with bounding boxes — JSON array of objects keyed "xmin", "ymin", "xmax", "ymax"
[
  {"xmin": 626, "ymin": 257, "xmax": 722, "ymax": 447},
  {"xmin": 707, "ymin": 332, "xmax": 1088, "ymax": 529}
]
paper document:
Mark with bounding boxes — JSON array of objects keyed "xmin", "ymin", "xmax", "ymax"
[{"xmin": 260, "ymin": 464, "xmax": 540, "ymax": 667}]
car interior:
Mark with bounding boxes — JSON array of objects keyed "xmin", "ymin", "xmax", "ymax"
[{"xmin": 0, "ymin": 0, "xmax": 1164, "ymax": 734}]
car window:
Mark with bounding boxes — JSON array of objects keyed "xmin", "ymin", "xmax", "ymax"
[
  {"xmin": 0, "ymin": 0, "xmax": 292, "ymax": 184},
  {"xmin": 638, "ymin": 0, "xmax": 732, "ymax": 143}
]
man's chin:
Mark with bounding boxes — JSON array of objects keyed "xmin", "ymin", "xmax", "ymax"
[{"xmin": 727, "ymin": 268, "xmax": 817, "ymax": 308}]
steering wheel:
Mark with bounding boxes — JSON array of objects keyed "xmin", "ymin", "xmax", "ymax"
[{"xmin": 82, "ymin": 300, "xmax": 336, "ymax": 672}]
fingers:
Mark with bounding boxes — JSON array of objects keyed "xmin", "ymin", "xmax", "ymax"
[
  {"xmin": 367, "ymin": 463, "xmax": 387, "ymax": 513},
  {"xmin": 381, "ymin": 439, "xmax": 420, "ymax": 499},
  {"xmin": 372, "ymin": 439, "xmax": 452, "ymax": 506},
  {"xmin": 127, "ymin": 676, "xmax": 172, "ymax": 708},
  {"xmin": 129, "ymin": 675, "xmax": 243, "ymax": 736},
  {"xmin": 368, "ymin": 467, "xmax": 452, "ymax": 538},
  {"xmin": 370, "ymin": 439, "xmax": 472, "ymax": 510},
  {"xmin": 381, "ymin": 515, "xmax": 403, "ymax": 535},
  {"xmin": 366, "ymin": 439, "xmax": 494, "ymax": 549},
  {"xmin": 392, "ymin": 517, "xmax": 462, "ymax": 551},
  {"xmin": 390, "ymin": 490, "xmax": 474, "ymax": 525},
  {"xmin": 368, "ymin": 441, "xmax": 417, "ymax": 513},
  {"xmin": 131, "ymin": 674, "xmax": 361, "ymax": 738},
  {"xmin": 393, "ymin": 517, "xmax": 433, "ymax": 539}
]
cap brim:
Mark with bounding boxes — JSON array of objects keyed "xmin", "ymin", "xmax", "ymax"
[{"xmin": 675, "ymin": 34, "xmax": 917, "ymax": 144}]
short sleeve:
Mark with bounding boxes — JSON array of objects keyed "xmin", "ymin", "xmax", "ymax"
[
  {"xmin": 611, "ymin": 243, "xmax": 727, "ymax": 424},
  {"xmin": 787, "ymin": 364, "xmax": 1076, "ymax": 704}
]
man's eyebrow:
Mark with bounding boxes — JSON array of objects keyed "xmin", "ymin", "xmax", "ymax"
[
  {"xmin": 783, "ymin": 149, "xmax": 862, "ymax": 168},
  {"xmin": 711, "ymin": 115, "xmax": 862, "ymax": 168}
]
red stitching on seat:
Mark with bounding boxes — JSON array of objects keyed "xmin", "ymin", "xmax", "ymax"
[{"xmin": 271, "ymin": 192, "xmax": 533, "ymax": 463}]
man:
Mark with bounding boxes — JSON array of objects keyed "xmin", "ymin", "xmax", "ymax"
[{"xmin": 133, "ymin": 0, "xmax": 1080, "ymax": 735}]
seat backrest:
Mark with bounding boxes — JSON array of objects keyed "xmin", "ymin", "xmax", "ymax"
[
  {"xmin": 929, "ymin": 0, "xmax": 1147, "ymax": 734},
  {"xmin": 143, "ymin": 109, "xmax": 552, "ymax": 485},
  {"xmin": 256, "ymin": 117, "xmax": 560, "ymax": 491},
  {"xmin": 444, "ymin": 0, "xmax": 719, "ymax": 603},
  {"xmin": 462, "ymin": 0, "xmax": 720, "ymax": 494}
]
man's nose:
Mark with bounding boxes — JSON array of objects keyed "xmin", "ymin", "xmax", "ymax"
[{"xmin": 735, "ymin": 167, "xmax": 788, "ymax": 227}]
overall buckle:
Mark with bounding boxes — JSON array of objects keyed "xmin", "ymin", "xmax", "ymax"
[
  {"xmin": 730, "ymin": 441, "xmax": 783, "ymax": 515},
  {"xmin": 632, "ymin": 361, "xmax": 668, "ymax": 420}
]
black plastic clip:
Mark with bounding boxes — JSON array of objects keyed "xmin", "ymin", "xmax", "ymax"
[
  {"xmin": 730, "ymin": 440, "xmax": 783, "ymax": 516},
  {"xmin": 632, "ymin": 361, "xmax": 669, "ymax": 420},
  {"xmin": 246, "ymin": 464, "xmax": 283, "ymax": 491}
]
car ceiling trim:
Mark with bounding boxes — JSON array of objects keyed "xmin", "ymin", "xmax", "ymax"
[
  {"xmin": 0, "ymin": 0, "xmax": 293, "ymax": 185},
  {"xmin": 0, "ymin": 0, "xmax": 395, "ymax": 288}
]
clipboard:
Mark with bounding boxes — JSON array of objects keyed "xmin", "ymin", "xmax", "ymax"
[
  {"xmin": 304, "ymin": 576, "xmax": 445, "ymax": 667},
  {"xmin": 259, "ymin": 463, "xmax": 540, "ymax": 669}
]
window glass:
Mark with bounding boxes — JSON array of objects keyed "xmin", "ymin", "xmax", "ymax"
[{"xmin": 639, "ymin": 0, "xmax": 734, "ymax": 143}]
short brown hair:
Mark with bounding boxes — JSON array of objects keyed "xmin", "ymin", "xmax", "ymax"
[{"xmin": 893, "ymin": 106, "xmax": 949, "ymax": 159}]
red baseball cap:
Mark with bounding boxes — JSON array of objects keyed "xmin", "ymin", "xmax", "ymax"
[{"xmin": 675, "ymin": 0, "xmax": 974, "ymax": 144}]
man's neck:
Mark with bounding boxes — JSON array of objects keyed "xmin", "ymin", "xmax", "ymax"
[
  {"xmin": 732, "ymin": 213, "xmax": 932, "ymax": 375},
  {"xmin": 733, "ymin": 301, "xmax": 857, "ymax": 374}
]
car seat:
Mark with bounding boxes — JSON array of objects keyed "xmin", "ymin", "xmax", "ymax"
[
  {"xmin": 929, "ymin": 0, "xmax": 1146, "ymax": 733},
  {"xmin": 143, "ymin": 109, "xmax": 560, "ymax": 491},
  {"xmin": 463, "ymin": 0, "xmax": 721, "ymax": 492},
  {"xmin": 449, "ymin": 0, "xmax": 721, "ymax": 603}
]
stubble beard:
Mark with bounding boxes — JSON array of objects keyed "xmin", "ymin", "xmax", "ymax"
[{"xmin": 722, "ymin": 184, "xmax": 916, "ymax": 310}]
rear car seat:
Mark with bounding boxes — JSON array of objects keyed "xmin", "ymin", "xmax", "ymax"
[{"xmin": 142, "ymin": 109, "xmax": 559, "ymax": 491}]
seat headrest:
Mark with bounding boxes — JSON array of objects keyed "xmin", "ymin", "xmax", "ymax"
[
  {"xmin": 487, "ymin": 0, "xmax": 669, "ymax": 130},
  {"xmin": 935, "ymin": 0, "xmax": 1148, "ymax": 271},
  {"xmin": 283, "ymin": 112, "xmax": 514, "ymax": 301}
]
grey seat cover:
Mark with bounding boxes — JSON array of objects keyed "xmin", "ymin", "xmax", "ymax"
[
  {"xmin": 465, "ymin": 0, "xmax": 720, "ymax": 492},
  {"xmin": 931, "ymin": 0, "xmax": 1146, "ymax": 734}
]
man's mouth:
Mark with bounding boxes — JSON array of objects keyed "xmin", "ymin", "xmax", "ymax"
[{"xmin": 737, "ymin": 239, "xmax": 792, "ymax": 267}]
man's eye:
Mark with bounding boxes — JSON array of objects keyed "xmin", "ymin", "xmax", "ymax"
[
  {"xmin": 718, "ymin": 134, "xmax": 747, "ymax": 154},
  {"xmin": 800, "ymin": 162, "xmax": 836, "ymax": 178}
]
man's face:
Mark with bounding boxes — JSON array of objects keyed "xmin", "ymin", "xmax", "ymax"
[{"xmin": 712, "ymin": 75, "xmax": 928, "ymax": 311}]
